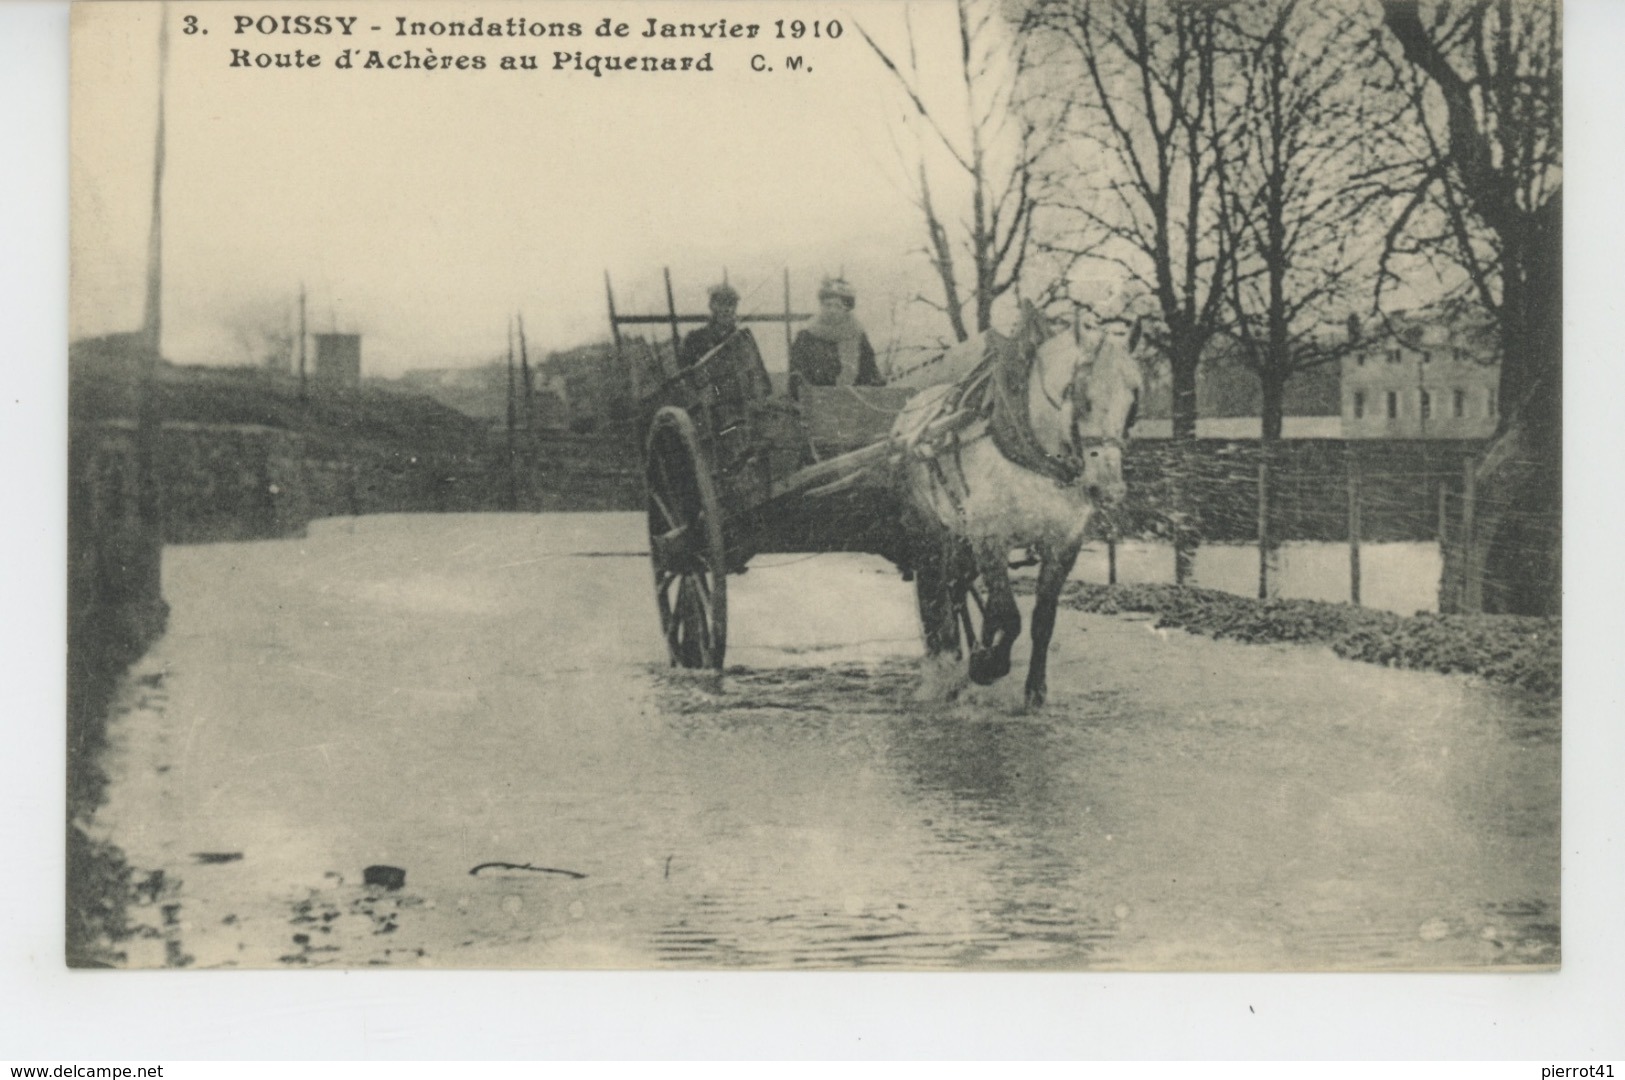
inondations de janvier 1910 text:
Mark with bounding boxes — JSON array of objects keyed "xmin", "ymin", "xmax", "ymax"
[{"xmin": 182, "ymin": 11, "xmax": 847, "ymax": 77}]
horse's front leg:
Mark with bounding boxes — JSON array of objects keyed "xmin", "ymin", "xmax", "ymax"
[
  {"xmin": 968, "ymin": 544, "xmax": 1021, "ymax": 686},
  {"xmin": 1024, "ymin": 538, "xmax": 1082, "ymax": 709}
]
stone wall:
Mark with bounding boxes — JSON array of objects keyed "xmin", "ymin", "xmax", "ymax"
[
  {"xmin": 151, "ymin": 424, "xmax": 643, "ymax": 543},
  {"xmin": 67, "ymin": 416, "xmax": 168, "ymax": 965},
  {"xmin": 68, "ymin": 421, "xmax": 168, "ymax": 805}
]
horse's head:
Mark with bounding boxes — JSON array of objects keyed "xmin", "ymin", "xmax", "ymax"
[{"xmin": 1025, "ymin": 304, "xmax": 1143, "ymax": 507}]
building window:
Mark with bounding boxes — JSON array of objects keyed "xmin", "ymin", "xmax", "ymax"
[
  {"xmin": 1421, "ymin": 350, "xmax": 1432, "ymax": 364},
  {"xmin": 1453, "ymin": 388, "xmax": 1466, "ymax": 417},
  {"xmin": 1386, "ymin": 390, "xmax": 1399, "ymax": 419},
  {"xmin": 1419, "ymin": 389, "xmax": 1432, "ymax": 420},
  {"xmin": 1356, "ymin": 354, "xmax": 1366, "ymax": 367},
  {"xmin": 1488, "ymin": 387, "xmax": 1498, "ymax": 417},
  {"xmin": 1353, "ymin": 390, "xmax": 1365, "ymax": 418},
  {"xmin": 1385, "ymin": 348, "xmax": 1402, "ymax": 365}
]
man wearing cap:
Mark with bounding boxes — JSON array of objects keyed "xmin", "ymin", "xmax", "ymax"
[
  {"xmin": 791, "ymin": 277, "xmax": 883, "ymax": 387},
  {"xmin": 678, "ymin": 282, "xmax": 742, "ymax": 370}
]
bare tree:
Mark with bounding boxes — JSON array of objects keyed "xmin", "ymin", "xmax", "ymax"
[
  {"xmin": 1374, "ymin": 0, "xmax": 1561, "ymax": 615},
  {"xmin": 1027, "ymin": 0, "xmax": 1237, "ymax": 583},
  {"xmin": 1217, "ymin": 0, "xmax": 1382, "ymax": 442},
  {"xmin": 1032, "ymin": 0, "xmax": 1234, "ymax": 442},
  {"xmin": 858, "ymin": 0, "xmax": 1070, "ymax": 342}
]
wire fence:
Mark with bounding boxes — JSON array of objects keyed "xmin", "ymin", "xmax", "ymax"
[{"xmin": 1096, "ymin": 438, "xmax": 1558, "ymax": 614}]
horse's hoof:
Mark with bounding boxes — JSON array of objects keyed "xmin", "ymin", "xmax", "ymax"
[
  {"xmin": 1024, "ymin": 685, "xmax": 1047, "ymax": 709},
  {"xmin": 968, "ymin": 649, "xmax": 1010, "ymax": 685}
]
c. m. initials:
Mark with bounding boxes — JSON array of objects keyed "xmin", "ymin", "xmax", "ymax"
[{"xmin": 749, "ymin": 54, "xmax": 808, "ymax": 73}]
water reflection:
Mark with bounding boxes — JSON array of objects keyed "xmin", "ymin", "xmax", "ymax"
[
  {"xmin": 633, "ymin": 646, "xmax": 1559, "ymax": 971},
  {"xmin": 882, "ymin": 702, "xmax": 1131, "ymax": 966},
  {"xmin": 638, "ymin": 664, "xmax": 1129, "ymax": 968}
]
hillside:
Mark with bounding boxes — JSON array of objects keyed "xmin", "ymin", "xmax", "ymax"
[{"xmin": 71, "ymin": 336, "xmax": 490, "ymax": 459}]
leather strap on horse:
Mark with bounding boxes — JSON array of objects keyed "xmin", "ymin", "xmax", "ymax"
[{"xmin": 945, "ymin": 330, "xmax": 1083, "ymax": 487}]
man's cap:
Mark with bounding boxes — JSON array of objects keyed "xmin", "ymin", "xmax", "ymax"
[
  {"xmin": 708, "ymin": 283, "xmax": 740, "ymax": 305},
  {"xmin": 817, "ymin": 277, "xmax": 856, "ymax": 303}
]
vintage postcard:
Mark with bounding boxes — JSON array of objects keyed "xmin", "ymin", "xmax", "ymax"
[{"xmin": 67, "ymin": 0, "xmax": 1561, "ymax": 973}]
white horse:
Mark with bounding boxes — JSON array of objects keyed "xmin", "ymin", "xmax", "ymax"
[{"xmin": 891, "ymin": 303, "xmax": 1144, "ymax": 707}]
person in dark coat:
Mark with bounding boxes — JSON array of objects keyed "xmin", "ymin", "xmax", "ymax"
[
  {"xmin": 679, "ymin": 282, "xmax": 741, "ymax": 370},
  {"xmin": 790, "ymin": 277, "xmax": 883, "ymax": 387},
  {"xmin": 676, "ymin": 281, "xmax": 771, "ymax": 409}
]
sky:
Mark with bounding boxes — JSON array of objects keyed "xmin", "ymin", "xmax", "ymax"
[{"xmin": 70, "ymin": 0, "xmax": 996, "ymax": 376}]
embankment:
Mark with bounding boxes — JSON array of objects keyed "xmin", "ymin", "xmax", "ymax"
[{"xmin": 1061, "ymin": 582, "xmax": 1559, "ymax": 696}]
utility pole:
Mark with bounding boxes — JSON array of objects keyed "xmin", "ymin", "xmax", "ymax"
[
  {"xmin": 783, "ymin": 269, "xmax": 794, "ymax": 360},
  {"xmin": 133, "ymin": 2, "xmax": 171, "ymax": 605},
  {"xmin": 141, "ymin": 4, "xmax": 170, "ymax": 355},
  {"xmin": 506, "ymin": 317, "xmax": 518, "ymax": 510},
  {"xmin": 297, "ymin": 282, "xmax": 308, "ymax": 400},
  {"xmin": 518, "ymin": 313, "xmax": 533, "ymax": 437}
]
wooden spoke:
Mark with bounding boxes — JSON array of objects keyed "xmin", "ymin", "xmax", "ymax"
[{"xmin": 649, "ymin": 489, "xmax": 680, "ymax": 532}]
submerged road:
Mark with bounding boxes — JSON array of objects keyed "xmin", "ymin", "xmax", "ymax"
[{"xmin": 91, "ymin": 513, "xmax": 1559, "ymax": 970}]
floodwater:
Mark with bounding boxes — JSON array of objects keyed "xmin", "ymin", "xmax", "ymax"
[{"xmin": 91, "ymin": 513, "xmax": 1558, "ymax": 971}]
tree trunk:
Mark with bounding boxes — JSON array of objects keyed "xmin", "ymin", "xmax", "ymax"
[
  {"xmin": 1259, "ymin": 369, "xmax": 1285, "ymax": 442},
  {"xmin": 1166, "ymin": 343, "xmax": 1200, "ymax": 584},
  {"xmin": 1169, "ymin": 353, "xmax": 1199, "ymax": 442},
  {"xmin": 1257, "ymin": 371, "xmax": 1283, "ymax": 600},
  {"xmin": 1465, "ymin": 198, "xmax": 1562, "ymax": 616},
  {"xmin": 1466, "ymin": 397, "xmax": 1560, "ymax": 615}
]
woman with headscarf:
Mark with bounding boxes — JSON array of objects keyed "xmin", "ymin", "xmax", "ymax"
[{"xmin": 790, "ymin": 277, "xmax": 883, "ymax": 387}]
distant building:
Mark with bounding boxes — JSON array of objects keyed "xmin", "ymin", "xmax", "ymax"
[
  {"xmin": 313, "ymin": 333, "xmax": 362, "ymax": 386},
  {"xmin": 1341, "ymin": 314, "xmax": 1498, "ymax": 439}
]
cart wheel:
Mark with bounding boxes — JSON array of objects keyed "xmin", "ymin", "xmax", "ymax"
[{"xmin": 646, "ymin": 407, "xmax": 728, "ymax": 670}]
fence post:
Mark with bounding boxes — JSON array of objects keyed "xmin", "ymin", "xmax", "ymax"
[
  {"xmin": 1347, "ymin": 448, "xmax": 1362, "ymax": 606},
  {"xmin": 663, "ymin": 267, "xmax": 683, "ymax": 360},
  {"xmin": 1461, "ymin": 454, "xmax": 1480, "ymax": 613},
  {"xmin": 1257, "ymin": 447, "xmax": 1271, "ymax": 599},
  {"xmin": 1107, "ymin": 532, "xmax": 1118, "ymax": 585},
  {"xmin": 1436, "ymin": 479, "xmax": 1458, "ymax": 612},
  {"xmin": 1172, "ymin": 443, "xmax": 1194, "ymax": 586}
]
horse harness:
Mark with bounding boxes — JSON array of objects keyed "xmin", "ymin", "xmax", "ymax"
[{"xmin": 901, "ymin": 330, "xmax": 1108, "ymax": 519}]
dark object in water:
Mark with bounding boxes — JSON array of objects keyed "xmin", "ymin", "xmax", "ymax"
[
  {"xmin": 191, "ymin": 851, "xmax": 243, "ymax": 864},
  {"xmin": 469, "ymin": 861, "xmax": 587, "ymax": 880},
  {"xmin": 364, "ymin": 865, "xmax": 407, "ymax": 890}
]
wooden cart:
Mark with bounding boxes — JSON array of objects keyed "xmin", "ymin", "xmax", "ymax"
[{"xmin": 609, "ymin": 271, "xmax": 984, "ymax": 670}]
